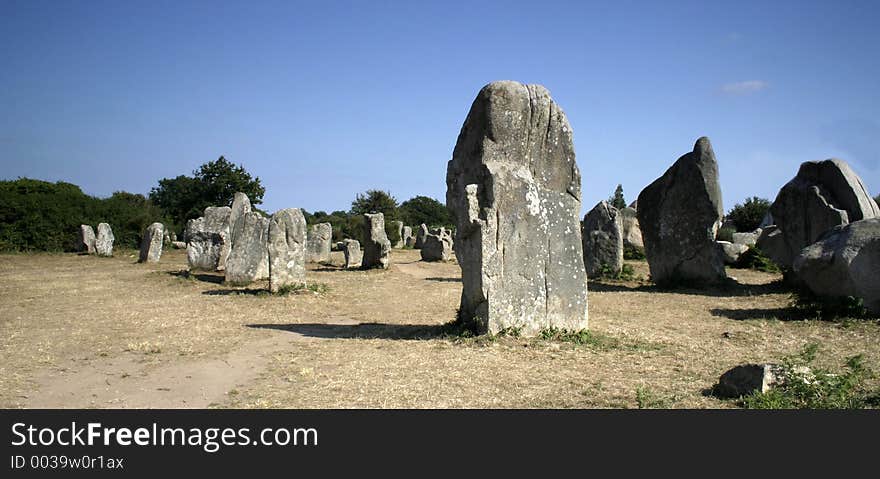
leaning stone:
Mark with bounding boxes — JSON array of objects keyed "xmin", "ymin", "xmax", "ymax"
[
  {"xmin": 582, "ymin": 201, "xmax": 624, "ymax": 277},
  {"xmin": 420, "ymin": 233, "xmax": 453, "ymax": 261},
  {"xmin": 636, "ymin": 137, "xmax": 727, "ymax": 285},
  {"xmin": 95, "ymin": 223, "xmax": 115, "ymax": 257},
  {"xmin": 138, "ymin": 223, "xmax": 165, "ymax": 263},
  {"xmin": 446, "ymin": 80, "xmax": 589, "ymax": 336},
  {"xmin": 362, "ymin": 213, "xmax": 391, "ymax": 269},
  {"xmin": 758, "ymin": 159, "xmax": 879, "ymax": 270},
  {"xmin": 717, "ymin": 241, "xmax": 749, "ymax": 265},
  {"xmin": 268, "ymin": 208, "xmax": 307, "ymax": 293},
  {"xmin": 225, "ymin": 212, "xmax": 270, "ymax": 285},
  {"xmin": 79, "ymin": 225, "xmax": 96, "ymax": 254},
  {"xmin": 222, "ymin": 193, "xmax": 252, "ymax": 271},
  {"xmin": 792, "ymin": 218, "xmax": 880, "ymax": 315},
  {"xmin": 306, "ymin": 223, "xmax": 332, "ymax": 263},
  {"xmin": 342, "ymin": 239, "xmax": 363, "ymax": 269},
  {"xmin": 619, "ymin": 207, "xmax": 643, "ymax": 251},
  {"xmin": 414, "ymin": 224, "xmax": 429, "ymax": 249}
]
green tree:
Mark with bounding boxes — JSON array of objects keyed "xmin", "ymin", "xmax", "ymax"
[
  {"xmin": 150, "ymin": 156, "xmax": 265, "ymax": 234},
  {"xmin": 608, "ymin": 184, "xmax": 626, "ymax": 210},
  {"xmin": 398, "ymin": 195, "xmax": 453, "ymax": 229},
  {"xmin": 350, "ymin": 189, "xmax": 399, "ymax": 219},
  {"xmin": 727, "ymin": 196, "xmax": 771, "ymax": 232}
]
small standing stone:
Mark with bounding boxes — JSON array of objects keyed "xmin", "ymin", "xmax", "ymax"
[
  {"xmin": 414, "ymin": 224, "xmax": 429, "ymax": 249},
  {"xmin": 342, "ymin": 239, "xmax": 363, "ymax": 269},
  {"xmin": 79, "ymin": 225, "xmax": 96, "ymax": 254},
  {"xmin": 138, "ymin": 222, "xmax": 165, "ymax": 263},
  {"xmin": 402, "ymin": 226, "xmax": 413, "ymax": 248},
  {"xmin": 391, "ymin": 220, "xmax": 405, "ymax": 248},
  {"xmin": 95, "ymin": 223, "xmax": 114, "ymax": 257},
  {"xmin": 268, "ymin": 208, "xmax": 307, "ymax": 293},
  {"xmin": 582, "ymin": 201, "xmax": 624, "ymax": 277},
  {"xmin": 306, "ymin": 223, "xmax": 332, "ymax": 263},
  {"xmin": 420, "ymin": 233, "xmax": 453, "ymax": 261}
]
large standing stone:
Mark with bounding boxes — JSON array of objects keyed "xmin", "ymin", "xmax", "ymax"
[
  {"xmin": 138, "ymin": 222, "xmax": 165, "ymax": 263},
  {"xmin": 342, "ymin": 239, "xmax": 363, "ymax": 269},
  {"xmin": 414, "ymin": 224, "xmax": 429, "ymax": 249},
  {"xmin": 186, "ymin": 206, "xmax": 231, "ymax": 271},
  {"xmin": 95, "ymin": 223, "xmax": 115, "ymax": 257},
  {"xmin": 267, "ymin": 208, "xmax": 307, "ymax": 293},
  {"xmin": 225, "ymin": 212, "xmax": 270, "ymax": 285},
  {"xmin": 391, "ymin": 220, "xmax": 405, "ymax": 248},
  {"xmin": 757, "ymin": 159, "xmax": 879, "ymax": 270},
  {"xmin": 582, "ymin": 201, "xmax": 624, "ymax": 277},
  {"xmin": 446, "ymin": 80, "xmax": 589, "ymax": 336},
  {"xmin": 362, "ymin": 213, "xmax": 391, "ymax": 269},
  {"xmin": 792, "ymin": 218, "xmax": 880, "ymax": 314},
  {"xmin": 420, "ymin": 233, "xmax": 453, "ymax": 261},
  {"xmin": 221, "ymin": 192, "xmax": 253, "ymax": 271},
  {"xmin": 79, "ymin": 225, "xmax": 96, "ymax": 254},
  {"xmin": 619, "ymin": 207, "xmax": 644, "ymax": 251},
  {"xmin": 306, "ymin": 223, "xmax": 332, "ymax": 263},
  {"xmin": 636, "ymin": 137, "xmax": 727, "ymax": 285}
]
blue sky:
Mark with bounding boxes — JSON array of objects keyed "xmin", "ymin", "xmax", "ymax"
[{"xmin": 2, "ymin": 0, "xmax": 878, "ymax": 217}]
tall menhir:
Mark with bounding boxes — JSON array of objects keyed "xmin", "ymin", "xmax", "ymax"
[{"xmin": 446, "ymin": 81, "xmax": 589, "ymax": 336}]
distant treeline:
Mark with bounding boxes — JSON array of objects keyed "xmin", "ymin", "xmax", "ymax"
[{"xmin": 0, "ymin": 178, "xmax": 168, "ymax": 252}]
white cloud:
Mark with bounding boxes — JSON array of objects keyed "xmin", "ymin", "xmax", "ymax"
[{"xmin": 720, "ymin": 80, "xmax": 768, "ymax": 95}]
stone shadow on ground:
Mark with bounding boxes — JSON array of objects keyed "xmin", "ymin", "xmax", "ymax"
[
  {"xmin": 710, "ymin": 307, "xmax": 802, "ymax": 321},
  {"xmin": 424, "ymin": 277, "xmax": 461, "ymax": 283},
  {"xmin": 588, "ymin": 278, "xmax": 789, "ymax": 298},
  {"xmin": 167, "ymin": 270, "xmax": 225, "ymax": 284},
  {"xmin": 246, "ymin": 322, "xmax": 452, "ymax": 340}
]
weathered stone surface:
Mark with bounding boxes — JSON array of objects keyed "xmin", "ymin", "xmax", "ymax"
[
  {"xmin": 414, "ymin": 224, "xmax": 429, "ymax": 249},
  {"xmin": 79, "ymin": 225, "xmax": 96, "ymax": 254},
  {"xmin": 619, "ymin": 207, "xmax": 643, "ymax": 251},
  {"xmin": 714, "ymin": 364, "xmax": 785, "ymax": 399},
  {"xmin": 405, "ymin": 235, "xmax": 416, "ymax": 248},
  {"xmin": 391, "ymin": 221, "xmax": 405, "ymax": 248},
  {"xmin": 221, "ymin": 193, "xmax": 252, "ymax": 271},
  {"xmin": 732, "ymin": 229, "xmax": 761, "ymax": 247},
  {"xmin": 95, "ymin": 223, "xmax": 114, "ymax": 257},
  {"xmin": 636, "ymin": 137, "xmax": 727, "ymax": 285},
  {"xmin": 446, "ymin": 80, "xmax": 588, "ymax": 336},
  {"xmin": 402, "ymin": 226, "xmax": 413, "ymax": 248},
  {"xmin": 267, "ymin": 208, "xmax": 307, "ymax": 293},
  {"xmin": 420, "ymin": 233, "xmax": 453, "ymax": 261},
  {"xmin": 186, "ymin": 207, "xmax": 231, "ymax": 271},
  {"xmin": 138, "ymin": 222, "xmax": 165, "ymax": 263},
  {"xmin": 361, "ymin": 213, "xmax": 391, "ymax": 269},
  {"xmin": 342, "ymin": 239, "xmax": 363, "ymax": 269},
  {"xmin": 717, "ymin": 241, "xmax": 749, "ymax": 265},
  {"xmin": 792, "ymin": 218, "xmax": 880, "ymax": 314},
  {"xmin": 582, "ymin": 201, "xmax": 624, "ymax": 277},
  {"xmin": 172, "ymin": 241, "xmax": 187, "ymax": 249},
  {"xmin": 225, "ymin": 212, "xmax": 270, "ymax": 285},
  {"xmin": 306, "ymin": 223, "xmax": 332, "ymax": 263},
  {"xmin": 758, "ymin": 159, "xmax": 879, "ymax": 269}
]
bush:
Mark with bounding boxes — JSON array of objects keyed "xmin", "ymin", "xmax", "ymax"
[
  {"xmin": 623, "ymin": 244, "xmax": 645, "ymax": 260},
  {"xmin": 594, "ymin": 263, "xmax": 638, "ymax": 281},
  {"xmin": 734, "ymin": 247, "xmax": 780, "ymax": 273},
  {"xmin": 790, "ymin": 290, "xmax": 871, "ymax": 320},
  {"xmin": 716, "ymin": 226, "xmax": 736, "ymax": 242},
  {"xmin": 742, "ymin": 343, "xmax": 877, "ymax": 409},
  {"xmin": 726, "ymin": 196, "xmax": 771, "ymax": 232},
  {"xmin": 0, "ymin": 178, "xmax": 168, "ymax": 252}
]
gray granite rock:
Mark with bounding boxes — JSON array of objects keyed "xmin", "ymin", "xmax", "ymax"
[
  {"xmin": 391, "ymin": 220, "xmax": 405, "ymax": 248},
  {"xmin": 79, "ymin": 225, "xmax": 96, "ymax": 254},
  {"xmin": 306, "ymin": 223, "xmax": 332, "ymax": 263},
  {"xmin": 717, "ymin": 241, "xmax": 749, "ymax": 265},
  {"xmin": 95, "ymin": 223, "xmax": 114, "ymax": 257},
  {"xmin": 446, "ymin": 80, "xmax": 588, "ymax": 336},
  {"xmin": 420, "ymin": 233, "xmax": 453, "ymax": 261},
  {"xmin": 186, "ymin": 206, "xmax": 231, "ymax": 271},
  {"xmin": 636, "ymin": 137, "xmax": 727, "ymax": 285},
  {"xmin": 414, "ymin": 224, "xmax": 428, "ymax": 249},
  {"xmin": 225, "ymin": 212, "xmax": 270, "ymax": 285},
  {"xmin": 222, "ymin": 192, "xmax": 252, "ymax": 271},
  {"xmin": 342, "ymin": 239, "xmax": 363, "ymax": 269},
  {"xmin": 138, "ymin": 222, "xmax": 165, "ymax": 263},
  {"xmin": 619, "ymin": 206, "xmax": 643, "ymax": 251},
  {"xmin": 582, "ymin": 201, "xmax": 624, "ymax": 277},
  {"xmin": 268, "ymin": 208, "xmax": 307, "ymax": 293},
  {"xmin": 732, "ymin": 230, "xmax": 761, "ymax": 247},
  {"xmin": 361, "ymin": 213, "xmax": 391, "ymax": 269}
]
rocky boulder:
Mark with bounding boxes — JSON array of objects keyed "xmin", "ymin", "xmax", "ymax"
[
  {"xmin": 342, "ymin": 239, "xmax": 363, "ymax": 269},
  {"xmin": 732, "ymin": 230, "xmax": 761, "ymax": 247},
  {"xmin": 446, "ymin": 80, "xmax": 589, "ymax": 336},
  {"xmin": 186, "ymin": 206, "xmax": 231, "ymax": 271},
  {"xmin": 792, "ymin": 218, "xmax": 880, "ymax": 315},
  {"xmin": 267, "ymin": 208, "xmax": 307, "ymax": 293},
  {"xmin": 361, "ymin": 213, "xmax": 391, "ymax": 269},
  {"xmin": 414, "ymin": 224, "xmax": 428, "ymax": 249},
  {"xmin": 95, "ymin": 223, "xmax": 114, "ymax": 257},
  {"xmin": 79, "ymin": 225, "xmax": 96, "ymax": 254},
  {"xmin": 582, "ymin": 201, "xmax": 624, "ymax": 277},
  {"xmin": 636, "ymin": 137, "xmax": 727, "ymax": 285},
  {"xmin": 225, "ymin": 212, "xmax": 270, "ymax": 285},
  {"xmin": 138, "ymin": 222, "xmax": 165, "ymax": 263},
  {"xmin": 420, "ymin": 233, "xmax": 453, "ymax": 261},
  {"xmin": 758, "ymin": 159, "xmax": 879, "ymax": 269},
  {"xmin": 306, "ymin": 223, "xmax": 332, "ymax": 263},
  {"xmin": 619, "ymin": 206, "xmax": 643, "ymax": 252},
  {"xmin": 717, "ymin": 241, "xmax": 749, "ymax": 265}
]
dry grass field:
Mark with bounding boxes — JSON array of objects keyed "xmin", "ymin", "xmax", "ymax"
[{"xmin": 1, "ymin": 248, "xmax": 877, "ymax": 409}]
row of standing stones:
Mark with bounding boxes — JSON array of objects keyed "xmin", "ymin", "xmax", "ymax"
[{"xmin": 77, "ymin": 80, "xmax": 879, "ymax": 340}]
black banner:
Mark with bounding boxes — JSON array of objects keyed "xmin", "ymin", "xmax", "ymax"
[{"xmin": 2, "ymin": 409, "xmax": 877, "ymax": 475}]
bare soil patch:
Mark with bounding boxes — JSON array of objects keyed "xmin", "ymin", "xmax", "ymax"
[{"xmin": 1, "ymin": 249, "xmax": 877, "ymax": 408}]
